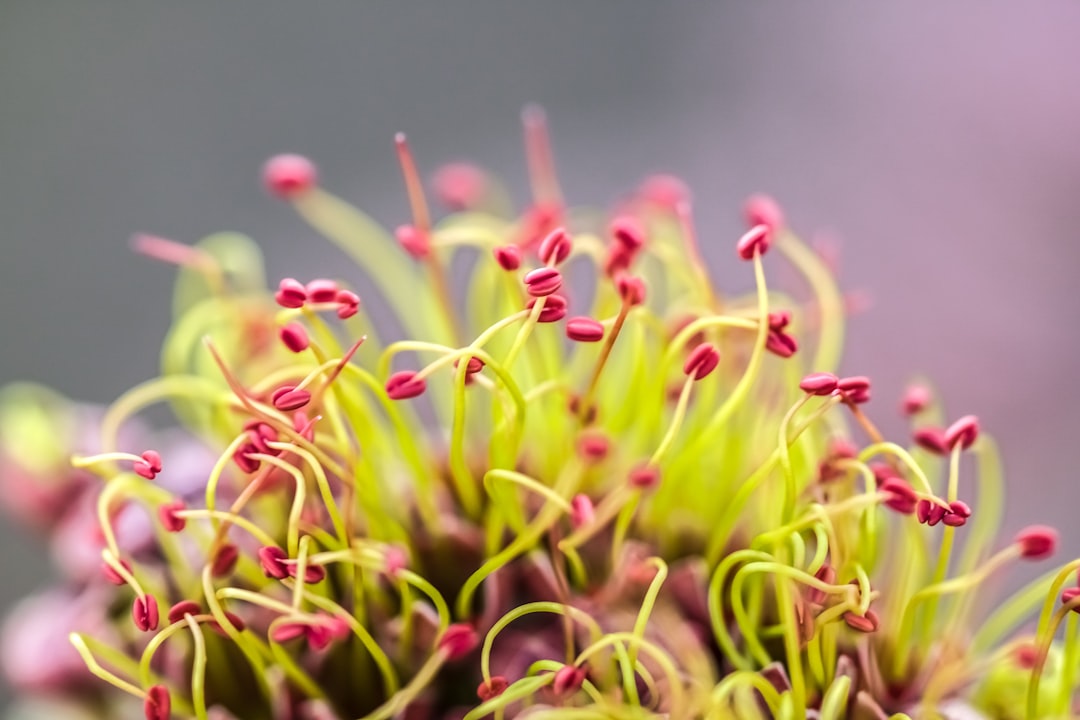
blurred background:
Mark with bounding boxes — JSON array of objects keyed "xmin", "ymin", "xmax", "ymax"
[{"xmin": 1, "ymin": 0, "xmax": 1078, "ymax": 711}]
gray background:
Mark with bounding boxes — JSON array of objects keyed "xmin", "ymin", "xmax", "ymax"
[{"xmin": 2, "ymin": 1, "xmax": 1078, "ymax": 709}]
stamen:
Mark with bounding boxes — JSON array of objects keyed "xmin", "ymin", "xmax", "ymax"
[
  {"xmin": 523, "ymin": 267, "xmax": 563, "ymax": 297},
  {"xmin": 385, "ymin": 371, "xmax": 427, "ymax": 400},
  {"xmin": 744, "ymin": 193, "xmax": 785, "ymax": 233},
  {"xmin": 901, "ymin": 383, "xmax": 932, "ymax": 416},
  {"xmin": 335, "ymin": 289, "xmax": 360, "ymax": 319},
  {"xmin": 275, "ymin": 277, "xmax": 308, "ymax": 308},
  {"xmin": 271, "ymin": 386, "xmax": 312, "ymax": 412},
  {"xmin": 944, "ymin": 414, "xmax": 979, "ymax": 451},
  {"xmin": 132, "ymin": 594, "xmax": 160, "ymax": 632},
  {"xmin": 736, "ymin": 224, "xmax": 771, "ymax": 261},
  {"xmin": 158, "ymin": 499, "xmax": 187, "ymax": 532},
  {"xmin": 493, "ymin": 245, "xmax": 522, "ymax": 271},
  {"xmin": 800, "ymin": 372, "xmax": 839, "ymax": 396},
  {"xmin": 538, "ymin": 227, "xmax": 572, "ymax": 266},
  {"xmin": 279, "ymin": 323, "xmax": 310, "ymax": 353},
  {"xmin": 526, "ymin": 294, "xmax": 567, "ymax": 323},
  {"xmin": 566, "ymin": 316, "xmax": 605, "ymax": 343},
  {"xmin": 438, "ymin": 623, "xmax": 479, "ymax": 661},
  {"xmin": 143, "ymin": 685, "xmax": 171, "ymax": 720},
  {"xmin": 552, "ymin": 665, "xmax": 587, "ymax": 696},
  {"xmin": 477, "ymin": 675, "xmax": 509, "ymax": 701},
  {"xmin": 305, "ymin": 279, "xmax": 339, "ymax": 304},
  {"xmin": 263, "ymin": 154, "xmax": 318, "ymax": 198},
  {"xmin": 1015, "ymin": 525, "xmax": 1058, "ymax": 560},
  {"xmin": 211, "ymin": 543, "xmax": 239, "ymax": 578}
]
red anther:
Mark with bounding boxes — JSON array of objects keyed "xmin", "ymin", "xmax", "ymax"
[
  {"xmin": 800, "ymin": 372, "xmax": 839, "ymax": 396},
  {"xmin": 842, "ymin": 609, "xmax": 880, "ymax": 633},
  {"xmin": 275, "ymin": 277, "xmax": 308, "ymax": 309},
  {"xmin": 210, "ymin": 611, "xmax": 248, "ymax": 637},
  {"xmin": 395, "ymin": 224, "xmax": 430, "ymax": 259},
  {"xmin": 167, "ymin": 600, "xmax": 201, "ymax": 625},
  {"xmin": 901, "ymin": 384, "xmax": 932, "ymax": 416},
  {"xmin": 1015, "ymin": 525, "xmax": 1058, "ymax": 560},
  {"xmin": 736, "ymin": 224, "xmax": 771, "ymax": 260},
  {"xmin": 610, "ymin": 216, "xmax": 646, "ymax": 252},
  {"xmin": 944, "ymin": 415, "xmax": 979, "ymax": 451},
  {"xmin": 744, "ymin": 194, "xmax": 785, "ymax": 233},
  {"xmin": 102, "ymin": 558, "xmax": 132, "ymax": 586},
  {"xmin": 384, "ymin": 545, "xmax": 408, "ymax": 577},
  {"xmin": 576, "ymin": 432, "xmax": 610, "ymax": 462},
  {"xmin": 288, "ymin": 562, "xmax": 326, "ymax": 584},
  {"xmin": 293, "ymin": 410, "xmax": 317, "ymax": 443},
  {"xmin": 305, "ymin": 279, "xmax": 338, "ymax": 304},
  {"xmin": 385, "ymin": 371, "xmax": 427, "ymax": 400},
  {"xmin": 527, "ymin": 294, "xmax": 568, "ymax": 323},
  {"xmin": 569, "ymin": 494, "xmax": 595, "ymax": 529},
  {"xmin": 454, "ymin": 356, "xmax": 485, "ymax": 376},
  {"xmin": 306, "ymin": 624, "xmax": 335, "ymax": 651},
  {"xmin": 432, "ymin": 163, "xmax": 488, "ymax": 211},
  {"xmin": 615, "ymin": 274, "xmax": 647, "ymax": 306},
  {"xmin": 233, "ymin": 443, "xmax": 261, "ymax": 473},
  {"xmin": 948, "ymin": 500, "xmax": 972, "ymax": 519},
  {"xmin": 144, "ymin": 685, "xmax": 171, "ymax": 720},
  {"xmin": 211, "ymin": 544, "xmax": 239, "ymax": 578},
  {"xmin": 279, "ymin": 323, "xmax": 310, "ymax": 353},
  {"xmin": 133, "ymin": 450, "xmax": 162, "ymax": 480},
  {"xmin": 523, "ymin": 267, "xmax": 563, "ymax": 297},
  {"xmin": 1013, "ymin": 643, "xmax": 1040, "ymax": 669},
  {"xmin": 271, "ymin": 386, "xmax": 312, "ymax": 412},
  {"xmin": 913, "ymin": 427, "xmax": 949, "ymax": 455},
  {"xmin": 566, "ymin": 316, "xmax": 605, "ymax": 343},
  {"xmin": 683, "ymin": 343, "xmax": 721, "ymax": 380},
  {"xmin": 837, "ymin": 376, "xmax": 870, "ymax": 395},
  {"xmin": 335, "ymin": 289, "xmax": 360, "ymax": 319},
  {"xmin": 808, "ymin": 565, "xmax": 836, "ymax": 605},
  {"xmin": 245, "ymin": 421, "xmax": 278, "ymax": 453},
  {"xmin": 270, "ymin": 621, "xmax": 309, "ymax": 644},
  {"xmin": 1062, "ymin": 587, "xmax": 1080, "ymax": 612},
  {"xmin": 132, "ymin": 461, "xmax": 155, "ymax": 480},
  {"xmin": 133, "ymin": 594, "xmax": 160, "ymax": 632},
  {"xmin": 767, "ymin": 310, "xmax": 792, "ymax": 331},
  {"xmin": 438, "ymin": 623, "xmax": 479, "ymax": 661},
  {"xmin": 258, "ymin": 546, "xmax": 289, "ymax": 580},
  {"xmin": 924, "ymin": 500, "xmax": 947, "ymax": 527},
  {"xmin": 477, "ymin": 675, "xmax": 509, "ymax": 702},
  {"xmin": 604, "ymin": 243, "xmax": 635, "ymax": 276},
  {"xmin": 880, "ymin": 478, "xmax": 918, "ymax": 515},
  {"xmin": 628, "ymin": 465, "xmax": 660, "ymax": 490},
  {"xmin": 638, "ymin": 174, "xmax": 691, "ymax": 210},
  {"xmin": 552, "ymin": 665, "xmax": 587, "ymax": 696},
  {"xmin": 538, "ymin": 227, "xmax": 572, "ymax": 266},
  {"xmin": 765, "ymin": 330, "xmax": 798, "ymax": 359},
  {"xmin": 141, "ymin": 451, "xmax": 163, "ymax": 474},
  {"xmin": 870, "ymin": 462, "xmax": 898, "ymax": 486},
  {"xmin": 157, "ymin": 499, "xmax": 187, "ymax": 533},
  {"xmin": 493, "ymin": 245, "xmax": 522, "ymax": 271},
  {"xmin": 263, "ymin": 154, "xmax": 317, "ymax": 198}
]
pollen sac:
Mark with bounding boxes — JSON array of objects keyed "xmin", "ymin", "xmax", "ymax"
[
  {"xmin": 916, "ymin": 499, "xmax": 948, "ymax": 526},
  {"xmin": 736, "ymin": 224, "xmax": 771, "ymax": 261},
  {"xmin": 901, "ymin": 383, "xmax": 932, "ymax": 416},
  {"xmin": 143, "ymin": 685, "xmax": 171, "ymax": 720},
  {"xmin": 615, "ymin": 274, "xmax": 647, "ymax": 306},
  {"xmin": 477, "ymin": 675, "xmax": 509, "ymax": 702},
  {"xmin": 569, "ymin": 493, "xmax": 595, "ymax": 529},
  {"xmin": 132, "ymin": 594, "xmax": 160, "ymax": 632},
  {"xmin": 133, "ymin": 450, "xmax": 163, "ymax": 480},
  {"xmin": 287, "ymin": 561, "xmax": 327, "ymax": 584},
  {"xmin": 842, "ymin": 608, "xmax": 880, "ymax": 633},
  {"xmin": 566, "ymin": 316, "xmax": 605, "ymax": 343},
  {"xmin": 879, "ymin": 477, "xmax": 918, "ymax": 515},
  {"xmin": 259, "ymin": 546, "xmax": 290, "ymax": 580},
  {"xmin": 552, "ymin": 665, "xmax": 587, "ymax": 696},
  {"xmin": 454, "ymin": 355, "xmax": 485, "ymax": 377},
  {"xmin": 432, "ymin": 162, "xmax": 489, "ymax": 210},
  {"xmin": 263, "ymin": 154, "xmax": 317, "ymax": 198},
  {"xmin": 527, "ymin": 294, "xmax": 568, "ymax": 323},
  {"xmin": 305, "ymin": 279, "xmax": 339, "ymax": 304},
  {"xmin": 1015, "ymin": 525, "xmax": 1058, "ymax": 560},
  {"xmin": 272, "ymin": 386, "xmax": 312, "ymax": 412},
  {"xmin": 744, "ymin": 193, "xmax": 785, "ymax": 233},
  {"xmin": 944, "ymin": 414, "xmax": 979, "ymax": 451},
  {"xmin": 913, "ymin": 427, "xmax": 949, "ymax": 455},
  {"xmin": 157, "ymin": 499, "xmax": 187, "ymax": 533},
  {"xmin": 493, "ymin": 245, "xmax": 522, "ymax": 271},
  {"xmin": 610, "ymin": 216, "xmax": 646, "ymax": 252},
  {"xmin": 335, "ymin": 289, "xmax": 360, "ymax": 319},
  {"xmin": 767, "ymin": 310, "xmax": 792, "ymax": 331},
  {"xmin": 683, "ymin": 343, "xmax": 721, "ymax": 381},
  {"xmin": 233, "ymin": 443, "xmax": 262, "ymax": 474},
  {"xmin": 438, "ymin": 623, "xmax": 479, "ymax": 661},
  {"xmin": 837, "ymin": 376, "xmax": 871, "ymax": 405},
  {"xmin": 275, "ymin": 277, "xmax": 308, "ymax": 309},
  {"xmin": 576, "ymin": 431, "xmax": 610, "ymax": 462},
  {"xmin": 167, "ymin": 600, "xmax": 202, "ymax": 625},
  {"xmin": 628, "ymin": 464, "xmax": 661, "ymax": 490},
  {"xmin": 538, "ymin": 227, "xmax": 572, "ymax": 265},
  {"xmin": 523, "ymin": 267, "xmax": 563, "ymax": 297},
  {"xmin": 942, "ymin": 499, "xmax": 973, "ymax": 527},
  {"xmin": 799, "ymin": 372, "xmax": 839, "ymax": 396},
  {"xmin": 765, "ymin": 330, "xmax": 798, "ymax": 358},
  {"xmin": 279, "ymin": 322, "xmax": 310, "ymax": 353},
  {"xmin": 101, "ymin": 558, "xmax": 132, "ymax": 586},
  {"xmin": 211, "ymin": 543, "xmax": 240, "ymax": 578},
  {"xmin": 385, "ymin": 371, "xmax": 427, "ymax": 400},
  {"xmin": 1062, "ymin": 587, "xmax": 1080, "ymax": 613},
  {"xmin": 395, "ymin": 224, "xmax": 430, "ymax": 259}
]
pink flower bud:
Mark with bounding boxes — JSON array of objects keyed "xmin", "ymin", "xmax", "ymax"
[
  {"xmin": 611, "ymin": 216, "xmax": 645, "ymax": 252},
  {"xmin": 736, "ymin": 224, "xmax": 771, "ymax": 260},
  {"xmin": 385, "ymin": 371, "xmax": 427, "ymax": 400},
  {"xmin": 263, "ymin": 154, "xmax": 317, "ymax": 198},
  {"xmin": 683, "ymin": 343, "xmax": 720, "ymax": 380},
  {"xmin": 438, "ymin": 623, "xmax": 478, "ymax": 661},
  {"xmin": 527, "ymin": 294, "xmax": 568, "ymax": 323},
  {"xmin": 275, "ymin": 277, "xmax": 308, "ymax": 308},
  {"xmin": 167, "ymin": 600, "xmax": 201, "ymax": 625},
  {"xmin": 616, "ymin": 275, "xmax": 646, "ymax": 306},
  {"xmin": 305, "ymin": 279, "xmax": 339, "ymax": 304},
  {"xmin": 744, "ymin": 194, "xmax": 785, "ymax": 233},
  {"xmin": 477, "ymin": 675, "xmax": 509, "ymax": 701},
  {"xmin": 395, "ymin": 225, "xmax": 430, "ymax": 259},
  {"xmin": 279, "ymin": 323, "xmax": 310, "ymax": 353},
  {"xmin": 1015, "ymin": 525, "xmax": 1058, "ymax": 560},
  {"xmin": 566, "ymin": 316, "xmax": 605, "ymax": 342},
  {"xmin": 800, "ymin": 372, "xmax": 839, "ymax": 396},
  {"xmin": 523, "ymin": 267, "xmax": 563, "ymax": 297},
  {"xmin": 133, "ymin": 594, "xmax": 159, "ymax": 632},
  {"xmin": 259, "ymin": 546, "xmax": 289, "ymax": 580},
  {"xmin": 271, "ymin": 386, "xmax": 312, "ymax": 412},
  {"xmin": 538, "ymin": 228, "xmax": 572, "ymax": 265},
  {"xmin": 144, "ymin": 684, "xmax": 171, "ymax": 720},
  {"xmin": 493, "ymin": 245, "xmax": 522, "ymax": 271},
  {"xmin": 157, "ymin": 499, "xmax": 187, "ymax": 533},
  {"xmin": 944, "ymin": 415, "xmax": 979, "ymax": 451}
]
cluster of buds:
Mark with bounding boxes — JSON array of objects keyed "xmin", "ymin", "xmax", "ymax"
[{"xmin": 1, "ymin": 111, "xmax": 1077, "ymax": 720}]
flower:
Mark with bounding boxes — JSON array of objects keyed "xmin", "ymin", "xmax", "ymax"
[{"xmin": 1, "ymin": 110, "xmax": 1077, "ymax": 719}]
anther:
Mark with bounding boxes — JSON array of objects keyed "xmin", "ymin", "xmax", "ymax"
[
  {"xmin": 1062, "ymin": 587, "xmax": 1080, "ymax": 613},
  {"xmin": 279, "ymin": 323, "xmax": 310, "ymax": 353},
  {"xmin": 880, "ymin": 478, "xmax": 918, "ymax": 515},
  {"xmin": 913, "ymin": 427, "xmax": 949, "ymax": 455},
  {"xmin": 102, "ymin": 558, "xmax": 132, "ymax": 586},
  {"xmin": 438, "ymin": 623, "xmax": 479, "ymax": 661},
  {"xmin": 576, "ymin": 432, "xmax": 610, "ymax": 462},
  {"xmin": 275, "ymin": 278, "xmax": 308, "ymax": 309},
  {"xmin": 916, "ymin": 499, "xmax": 948, "ymax": 527},
  {"xmin": 258, "ymin": 546, "xmax": 289, "ymax": 580},
  {"xmin": 432, "ymin": 163, "xmax": 488, "ymax": 211},
  {"xmin": 566, "ymin": 317, "xmax": 605, "ymax": 343},
  {"xmin": 385, "ymin": 371, "xmax": 427, "ymax": 400},
  {"xmin": 454, "ymin": 356, "xmax": 485, "ymax": 376},
  {"xmin": 800, "ymin": 372, "xmax": 839, "ymax": 396},
  {"xmin": 552, "ymin": 665, "xmax": 587, "ymax": 696},
  {"xmin": 683, "ymin": 343, "xmax": 721, "ymax": 380},
  {"xmin": 523, "ymin": 267, "xmax": 563, "ymax": 297},
  {"xmin": 942, "ymin": 500, "xmax": 972, "ymax": 527},
  {"xmin": 837, "ymin": 376, "xmax": 871, "ymax": 405},
  {"xmin": 1015, "ymin": 525, "xmax": 1058, "ymax": 560},
  {"xmin": 736, "ymin": 224, "xmax": 771, "ymax": 261},
  {"xmin": 744, "ymin": 194, "xmax": 785, "ymax": 233},
  {"xmin": 538, "ymin": 227, "xmax": 572, "ymax": 266},
  {"xmin": 527, "ymin": 294, "xmax": 568, "ymax": 323},
  {"xmin": 287, "ymin": 561, "xmax": 326, "ymax": 584},
  {"xmin": 610, "ymin": 216, "xmax": 645, "ymax": 252},
  {"xmin": 477, "ymin": 675, "xmax": 509, "ymax": 702},
  {"xmin": 132, "ymin": 594, "xmax": 160, "ymax": 632},
  {"xmin": 493, "ymin": 245, "xmax": 522, "ymax": 271},
  {"xmin": 628, "ymin": 465, "xmax": 661, "ymax": 490},
  {"xmin": 132, "ymin": 450, "xmax": 163, "ymax": 480},
  {"xmin": 305, "ymin": 279, "xmax": 339, "ymax": 304},
  {"xmin": 335, "ymin": 289, "xmax": 360, "ymax": 319},
  {"xmin": 765, "ymin": 330, "xmax": 798, "ymax": 358},
  {"xmin": 211, "ymin": 544, "xmax": 239, "ymax": 578},
  {"xmin": 901, "ymin": 384, "xmax": 932, "ymax": 416},
  {"xmin": 638, "ymin": 174, "xmax": 691, "ymax": 211},
  {"xmin": 233, "ymin": 444, "xmax": 261, "ymax": 474},
  {"xmin": 569, "ymin": 494, "xmax": 595, "ymax": 529},
  {"xmin": 167, "ymin": 600, "xmax": 202, "ymax": 625},
  {"xmin": 158, "ymin": 499, "xmax": 187, "ymax": 533},
  {"xmin": 944, "ymin": 415, "xmax": 979, "ymax": 451},
  {"xmin": 615, "ymin": 275, "xmax": 646, "ymax": 306},
  {"xmin": 263, "ymin": 154, "xmax": 317, "ymax": 198},
  {"xmin": 271, "ymin": 386, "xmax": 312, "ymax": 412},
  {"xmin": 395, "ymin": 225, "xmax": 430, "ymax": 259},
  {"xmin": 144, "ymin": 685, "xmax": 171, "ymax": 720},
  {"xmin": 842, "ymin": 609, "xmax": 880, "ymax": 633}
]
